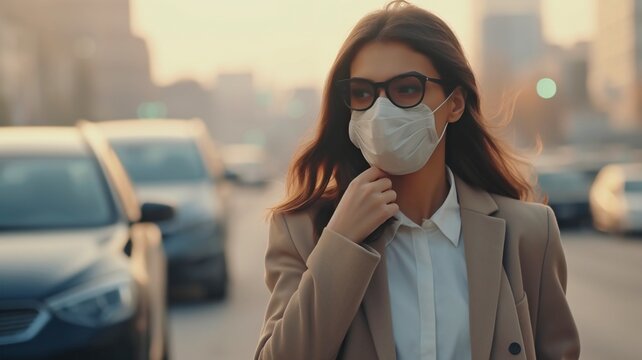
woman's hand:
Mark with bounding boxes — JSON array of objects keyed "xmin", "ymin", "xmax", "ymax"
[{"xmin": 327, "ymin": 167, "xmax": 398, "ymax": 244}]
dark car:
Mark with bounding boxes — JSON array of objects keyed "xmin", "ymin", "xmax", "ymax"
[
  {"xmin": 536, "ymin": 166, "xmax": 593, "ymax": 227},
  {"xmin": 98, "ymin": 119, "xmax": 230, "ymax": 300},
  {"xmin": 0, "ymin": 124, "xmax": 173, "ymax": 360}
]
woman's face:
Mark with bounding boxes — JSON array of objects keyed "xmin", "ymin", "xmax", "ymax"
[{"xmin": 349, "ymin": 41, "xmax": 455, "ymax": 133}]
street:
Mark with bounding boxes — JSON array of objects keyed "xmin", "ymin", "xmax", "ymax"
[
  {"xmin": 170, "ymin": 183, "xmax": 642, "ymax": 360},
  {"xmin": 564, "ymin": 230, "xmax": 642, "ymax": 359},
  {"xmin": 168, "ymin": 184, "xmax": 275, "ymax": 360}
]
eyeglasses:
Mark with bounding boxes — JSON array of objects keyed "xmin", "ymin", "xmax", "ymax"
[{"xmin": 336, "ymin": 71, "xmax": 447, "ymax": 111}]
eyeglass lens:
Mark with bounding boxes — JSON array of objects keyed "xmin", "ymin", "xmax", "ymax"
[{"xmin": 344, "ymin": 75, "xmax": 425, "ymax": 110}]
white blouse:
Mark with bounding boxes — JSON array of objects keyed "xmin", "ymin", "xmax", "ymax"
[{"xmin": 385, "ymin": 167, "xmax": 471, "ymax": 360}]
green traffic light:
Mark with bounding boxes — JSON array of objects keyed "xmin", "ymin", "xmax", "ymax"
[{"xmin": 536, "ymin": 78, "xmax": 557, "ymax": 99}]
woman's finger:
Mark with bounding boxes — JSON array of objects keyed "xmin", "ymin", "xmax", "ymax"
[{"xmin": 381, "ymin": 189, "xmax": 397, "ymax": 204}]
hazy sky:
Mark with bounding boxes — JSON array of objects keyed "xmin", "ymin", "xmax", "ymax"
[{"xmin": 131, "ymin": 0, "xmax": 595, "ymax": 90}]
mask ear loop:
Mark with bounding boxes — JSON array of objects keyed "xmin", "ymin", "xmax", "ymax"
[
  {"xmin": 436, "ymin": 120, "xmax": 449, "ymax": 144},
  {"xmin": 432, "ymin": 91, "xmax": 455, "ymax": 143},
  {"xmin": 431, "ymin": 90, "xmax": 455, "ymax": 114}
]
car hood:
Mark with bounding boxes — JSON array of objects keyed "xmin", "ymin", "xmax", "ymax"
[{"xmin": 0, "ymin": 224, "xmax": 129, "ymax": 301}]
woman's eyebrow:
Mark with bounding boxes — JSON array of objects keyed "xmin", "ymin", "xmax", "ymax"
[{"xmin": 349, "ymin": 71, "xmax": 424, "ymax": 82}]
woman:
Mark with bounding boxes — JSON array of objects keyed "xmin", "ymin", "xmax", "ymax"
[{"xmin": 255, "ymin": 1, "xmax": 580, "ymax": 359}]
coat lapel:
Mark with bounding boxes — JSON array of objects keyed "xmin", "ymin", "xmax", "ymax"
[
  {"xmin": 362, "ymin": 220, "xmax": 399, "ymax": 360},
  {"xmin": 455, "ymin": 176, "xmax": 506, "ymax": 360}
]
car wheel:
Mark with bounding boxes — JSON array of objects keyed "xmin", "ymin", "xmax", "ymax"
[
  {"xmin": 204, "ymin": 255, "xmax": 228, "ymax": 300},
  {"xmin": 162, "ymin": 315, "xmax": 171, "ymax": 360}
]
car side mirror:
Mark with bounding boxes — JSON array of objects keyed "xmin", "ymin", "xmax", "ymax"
[
  {"xmin": 223, "ymin": 169, "xmax": 240, "ymax": 183},
  {"xmin": 140, "ymin": 202, "xmax": 175, "ymax": 223}
]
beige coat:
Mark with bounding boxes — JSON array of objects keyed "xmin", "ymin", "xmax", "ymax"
[{"xmin": 255, "ymin": 176, "xmax": 580, "ymax": 360}]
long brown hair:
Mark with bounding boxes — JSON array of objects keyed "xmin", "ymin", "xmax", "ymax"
[{"xmin": 273, "ymin": 1, "xmax": 534, "ymax": 236}]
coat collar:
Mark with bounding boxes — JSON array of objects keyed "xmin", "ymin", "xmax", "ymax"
[{"xmin": 361, "ymin": 175, "xmax": 506, "ymax": 360}]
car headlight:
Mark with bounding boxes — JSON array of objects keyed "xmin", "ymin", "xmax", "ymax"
[{"xmin": 47, "ymin": 275, "xmax": 137, "ymax": 327}]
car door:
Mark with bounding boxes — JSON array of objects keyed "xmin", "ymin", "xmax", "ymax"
[{"xmin": 79, "ymin": 121, "xmax": 168, "ymax": 360}]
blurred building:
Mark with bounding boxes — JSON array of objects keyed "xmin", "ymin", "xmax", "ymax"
[
  {"xmin": 476, "ymin": 0, "xmax": 545, "ymax": 115},
  {"xmin": 478, "ymin": 0, "xmax": 540, "ymax": 14},
  {"xmin": 559, "ymin": 43, "xmax": 590, "ymax": 108},
  {"xmin": 473, "ymin": 0, "xmax": 609, "ymax": 148},
  {"xmin": 264, "ymin": 87, "xmax": 320, "ymax": 171},
  {"xmin": 478, "ymin": 0, "xmax": 544, "ymax": 75},
  {"xmin": 0, "ymin": 0, "xmax": 156, "ymax": 125},
  {"xmin": 211, "ymin": 72, "xmax": 258, "ymax": 143},
  {"xmin": 589, "ymin": 0, "xmax": 642, "ymax": 129},
  {"xmin": 539, "ymin": 42, "xmax": 612, "ymax": 146},
  {"xmin": 158, "ymin": 80, "xmax": 212, "ymax": 123},
  {"xmin": 0, "ymin": 5, "xmax": 42, "ymax": 125},
  {"xmin": 286, "ymin": 87, "xmax": 320, "ymax": 125},
  {"xmin": 475, "ymin": 0, "xmax": 560, "ymax": 148}
]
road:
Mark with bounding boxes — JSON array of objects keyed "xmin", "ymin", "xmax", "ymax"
[
  {"xmin": 564, "ymin": 230, "xmax": 642, "ymax": 360},
  {"xmin": 168, "ymin": 184, "xmax": 275, "ymax": 360},
  {"xmin": 170, "ymin": 183, "xmax": 642, "ymax": 360}
]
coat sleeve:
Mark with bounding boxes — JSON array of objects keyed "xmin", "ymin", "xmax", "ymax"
[
  {"xmin": 535, "ymin": 207, "xmax": 581, "ymax": 359},
  {"xmin": 254, "ymin": 212, "xmax": 381, "ymax": 360}
]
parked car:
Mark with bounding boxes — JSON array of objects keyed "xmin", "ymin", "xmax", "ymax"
[
  {"xmin": 536, "ymin": 166, "xmax": 593, "ymax": 227},
  {"xmin": 590, "ymin": 163, "xmax": 642, "ymax": 234},
  {"xmin": 0, "ymin": 124, "xmax": 173, "ymax": 359},
  {"xmin": 97, "ymin": 119, "xmax": 230, "ymax": 299},
  {"xmin": 222, "ymin": 144, "xmax": 272, "ymax": 187}
]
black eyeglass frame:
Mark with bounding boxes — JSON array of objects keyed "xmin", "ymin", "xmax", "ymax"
[{"xmin": 335, "ymin": 71, "xmax": 448, "ymax": 111}]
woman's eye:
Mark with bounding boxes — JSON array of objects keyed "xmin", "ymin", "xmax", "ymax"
[
  {"xmin": 351, "ymin": 89, "xmax": 373, "ymax": 99},
  {"xmin": 397, "ymin": 86, "xmax": 421, "ymax": 94}
]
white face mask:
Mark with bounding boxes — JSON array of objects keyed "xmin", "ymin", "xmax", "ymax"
[{"xmin": 348, "ymin": 93, "xmax": 453, "ymax": 175}]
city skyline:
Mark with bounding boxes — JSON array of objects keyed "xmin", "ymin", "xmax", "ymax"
[{"xmin": 131, "ymin": 0, "xmax": 595, "ymax": 90}]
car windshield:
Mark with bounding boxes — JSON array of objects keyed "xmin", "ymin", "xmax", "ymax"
[
  {"xmin": 624, "ymin": 180, "xmax": 642, "ymax": 192},
  {"xmin": 112, "ymin": 140, "xmax": 208, "ymax": 184},
  {"xmin": 0, "ymin": 157, "xmax": 117, "ymax": 229}
]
